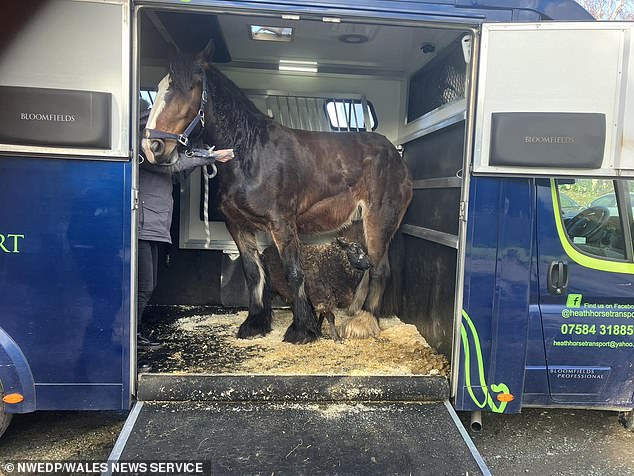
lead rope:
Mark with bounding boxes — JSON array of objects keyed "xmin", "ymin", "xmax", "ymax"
[{"xmin": 201, "ymin": 149, "xmax": 217, "ymax": 249}]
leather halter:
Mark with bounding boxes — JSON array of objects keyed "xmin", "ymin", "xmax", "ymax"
[{"xmin": 143, "ymin": 70, "xmax": 208, "ymax": 149}]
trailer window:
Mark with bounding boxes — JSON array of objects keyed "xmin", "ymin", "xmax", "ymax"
[
  {"xmin": 140, "ymin": 90, "xmax": 157, "ymax": 107},
  {"xmin": 325, "ymin": 100, "xmax": 376, "ymax": 131},
  {"xmin": 557, "ymin": 179, "xmax": 629, "ymax": 261}
]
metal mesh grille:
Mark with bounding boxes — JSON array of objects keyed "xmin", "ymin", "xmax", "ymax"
[{"xmin": 407, "ymin": 38, "xmax": 466, "ymax": 122}]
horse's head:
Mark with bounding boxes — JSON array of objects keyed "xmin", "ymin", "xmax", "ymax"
[{"xmin": 142, "ymin": 41, "xmax": 214, "ymax": 165}]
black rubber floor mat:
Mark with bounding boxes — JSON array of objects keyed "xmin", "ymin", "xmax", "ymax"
[{"xmin": 113, "ymin": 400, "xmax": 489, "ymax": 476}]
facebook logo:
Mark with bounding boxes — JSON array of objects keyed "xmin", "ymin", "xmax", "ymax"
[{"xmin": 566, "ymin": 294, "xmax": 582, "ymax": 308}]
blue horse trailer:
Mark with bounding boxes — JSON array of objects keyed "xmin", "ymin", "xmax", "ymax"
[{"xmin": 1, "ymin": 0, "xmax": 633, "ymax": 472}]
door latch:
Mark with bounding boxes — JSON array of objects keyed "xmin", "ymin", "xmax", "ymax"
[{"xmin": 547, "ymin": 260, "xmax": 569, "ymax": 296}]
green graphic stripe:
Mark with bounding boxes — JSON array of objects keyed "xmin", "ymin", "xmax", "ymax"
[
  {"xmin": 460, "ymin": 313, "xmax": 487, "ymax": 408},
  {"xmin": 551, "ymin": 180, "xmax": 634, "ymax": 274},
  {"xmin": 461, "ymin": 310, "xmax": 510, "ymax": 413}
]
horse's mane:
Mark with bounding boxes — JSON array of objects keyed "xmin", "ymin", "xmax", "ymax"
[
  {"xmin": 206, "ymin": 66, "xmax": 270, "ymax": 152},
  {"xmin": 170, "ymin": 54, "xmax": 269, "ymax": 156}
]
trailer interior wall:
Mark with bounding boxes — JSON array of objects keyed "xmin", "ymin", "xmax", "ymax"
[
  {"xmin": 384, "ymin": 121, "xmax": 465, "ymax": 358},
  {"xmin": 138, "ymin": 8, "xmax": 470, "ymax": 361}
]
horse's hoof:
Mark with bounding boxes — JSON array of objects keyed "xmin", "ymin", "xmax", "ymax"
[
  {"xmin": 237, "ymin": 321, "xmax": 271, "ymax": 339},
  {"xmin": 342, "ymin": 311, "xmax": 381, "ymax": 340},
  {"xmin": 283, "ymin": 326, "xmax": 320, "ymax": 345},
  {"xmin": 330, "ymin": 328, "xmax": 344, "ymax": 344},
  {"xmin": 346, "ymin": 302, "xmax": 361, "ymax": 316}
]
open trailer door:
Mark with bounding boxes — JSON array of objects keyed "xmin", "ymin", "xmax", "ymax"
[
  {"xmin": 473, "ymin": 22, "xmax": 634, "ymax": 178},
  {"xmin": 0, "ymin": 0, "xmax": 133, "ymax": 411},
  {"xmin": 460, "ymin": 21, "xmax": 634, "ymax": 414}
]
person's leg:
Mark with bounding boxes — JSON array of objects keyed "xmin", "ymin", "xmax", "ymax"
[
  {"xmin": 150, "ymin": 241, "xmax": 159, "ymax": 294},
  {"xmin": 137, "ymin": 240, "xmax": 162, "ymax": 348},
  {"xmin": 137, "ymin": 240, "xmax": 154, "ymax": 324}
]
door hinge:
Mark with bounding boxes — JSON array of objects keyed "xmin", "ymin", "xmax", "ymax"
[
  {"xmin": 132, "ymin": 189, "xmax": 139, "ymax": 211},
  {"xmin": 459, "ymin": 201, "xmax": 468, "ymax": 221}
]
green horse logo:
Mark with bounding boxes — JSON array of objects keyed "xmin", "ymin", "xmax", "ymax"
[{"xmin": 461, "ymin": 310, "xmax": 512, "ymax": 413}]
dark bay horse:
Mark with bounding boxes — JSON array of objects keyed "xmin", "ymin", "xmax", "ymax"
[{"xmin": 142, "ymin": 41, "xmax": 413, "ymax": 344}]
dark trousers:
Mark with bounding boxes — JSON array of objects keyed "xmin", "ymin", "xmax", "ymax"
[{"xmin": 137, "ymin": 240, "xmax": 160, "ymax": 331}]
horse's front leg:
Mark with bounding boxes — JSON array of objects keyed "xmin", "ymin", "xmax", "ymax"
[
  {"xmin": 270, "ymin": 224, "xmax": 321, "ymax": 344},
  {"xmin": 226, "ymin": 221, "xmax": 272, "ymax": 338}
]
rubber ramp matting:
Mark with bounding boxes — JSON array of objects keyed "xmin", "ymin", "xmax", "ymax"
[{"xmin": 112, "ymin": 400, "xmax": 490, "ymax": 475}]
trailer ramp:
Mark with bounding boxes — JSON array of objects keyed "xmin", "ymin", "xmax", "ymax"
[{"xmin": 108, "ymin": 375, "xmax": 490, "ymax": 475}]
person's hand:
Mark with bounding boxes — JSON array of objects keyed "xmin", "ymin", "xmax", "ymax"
[{"xmin": 212, "ymin": 148, "xmax": 235, "ymax": 163}]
